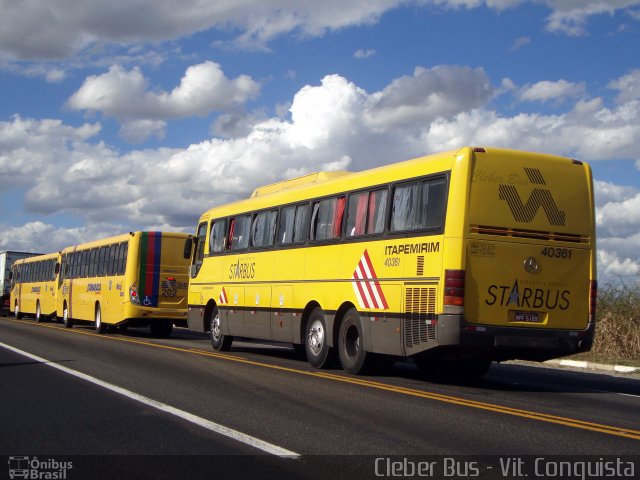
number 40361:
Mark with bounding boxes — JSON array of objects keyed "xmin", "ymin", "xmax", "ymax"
[{"xmin": 540, "ymin": 247, "xmax": 572, "ymax": 259}]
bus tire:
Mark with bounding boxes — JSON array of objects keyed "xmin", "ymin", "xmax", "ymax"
[
  {"xmin": 95, "ymin": 304, "xmax": 107, "ymax": 334},
  {"xmin": 209, "ymin": 308, "xmax": 232, "ymax": 351},
  {"xmin": 14, "ymin": 303, "xmax": 23, "ymax": 320},
  {"xmin": 150, "ymin": 320, "xmax": 173, "ymax": 338},
  {"xmin": 338, "ymin": 308, "xmax": 373, "ymax": 375},
  {"xmin": 305, "ymin": 307, "xmax": 335, "ymax": 369},
  {"xmin": 35, "ymin": 301, "xmax": 44, "ymax": 323},
  {"xmin": 62, "ymin": 303, "xmax": 73, "ymax": 328}
]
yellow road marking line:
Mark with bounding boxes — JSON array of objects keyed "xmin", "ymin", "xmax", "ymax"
[{"xmin": 6, "ymin": 318, "xmax": 640, "ymax": 441}]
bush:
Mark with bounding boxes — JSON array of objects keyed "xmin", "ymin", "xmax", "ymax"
[{"xmin": 591, "ymin": 281, "xmax": 640, "ymax": 361}]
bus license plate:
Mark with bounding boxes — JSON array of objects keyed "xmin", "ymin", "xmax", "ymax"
[{"xmin": 514, "ymin": 312, "xmax": 539, "ymax": 323}]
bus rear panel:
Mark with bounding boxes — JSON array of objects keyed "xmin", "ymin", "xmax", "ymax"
[{"xmin": 457, "ymin": 148, "xmax": 596, "ymax": 362}]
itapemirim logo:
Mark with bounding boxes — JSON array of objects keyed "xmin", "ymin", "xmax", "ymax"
[
  {"xmin": 498, "ymin": 168, "xmax": 566, "ymax": 226},
  {"xmin": 8, "ymin": 456, "xmax": 73, "ymax": 479}
]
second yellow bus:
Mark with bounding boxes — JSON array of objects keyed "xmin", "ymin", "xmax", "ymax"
[{"xmin": 56, "ymin": 231, "xmax": 191, "ymax": 337}]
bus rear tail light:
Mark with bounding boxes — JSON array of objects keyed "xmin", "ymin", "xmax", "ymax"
[
  {"xmin": 444, "ymin": 269, "xmax": 465, "ymax": 314},
  {"xmin": 589, "ymin": 280, "xmax": 597, "ymax": 321},
  {"xmin": 130, "ymin": 283, "xmax": 140, "ymax": 305}
]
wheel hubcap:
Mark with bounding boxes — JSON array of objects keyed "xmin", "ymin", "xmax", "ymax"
[
  {"xmin": 308, "ymin": 319, "xmax": 325, "ymax": 356},
  {"xmin": 211, "ymin": 314, "xmax": 222, "ymax": 341}
]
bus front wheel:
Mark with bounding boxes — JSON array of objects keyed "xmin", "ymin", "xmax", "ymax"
[
  {"xmin": 305, "ymin": 307, "xmax": 335, "ymax": 369},
  {"xmin": 209, "ymin": 308, "xmax": 232, "ymax": 351}
]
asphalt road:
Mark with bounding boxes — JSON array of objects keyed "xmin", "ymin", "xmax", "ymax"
[{"xmin": 1, "ymin": 315, "xmax": 639, "ymax": 479}]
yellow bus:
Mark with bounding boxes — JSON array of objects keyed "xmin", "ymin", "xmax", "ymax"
[
  {"xmin": 10, "ymin": 252, "xmax": 59, "ymax": 322},
  {"xmin": 186, "ymin": 147, "xmax": 596, "ymax": 378},
  {"xmin": 57, "ymin": 231, "xmax": 191, "ymax": 337}
]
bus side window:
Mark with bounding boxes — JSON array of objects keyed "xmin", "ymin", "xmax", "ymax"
[
  {"xmin": 108, "ymin": 244, "xmax": 117, "ymax": 276},
  {"xmin": 118, "ymin": 242, "xmax": 128, "ymax": 275},
  {"xmin": 311, "ymin": 196, "xmax": 345, "ymax": 241},
  {"xmin": 209, "ymin": 220, "xmax": 227, "ymax": 254},
  {"xmin": 391, "ymin": 177, "xmax": 446, "ymax": 232},
  {"xmin": 252, "ymin": 210, "xmax": 277, "ymax": 248},
  {"xmin": 98, "ymin": 247, "xmax": 107, "ymax": 277},
  {"xmin": 279, "ymin": 206, "xmax": 295, "ymax": 245},
  {"xmin": 230, "ymin": 215, "xmax": 251, "ymax": 251},
  {"xmin": 294, "ymin": 204, "xmax": 310, "ymax": 243},
  {"xmin": 89, "ymin": 248, "xmax": 97, "ymax": 277}
]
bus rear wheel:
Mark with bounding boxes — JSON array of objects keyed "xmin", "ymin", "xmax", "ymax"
[
  {"xmin": 305, "ymin": 307, "xmax": 335, "ymax": 369},
  {"xmin": 338, "ymin": 308, "xmax": 374, "ymax": 375},
  {"xmin": 35, "ymin": 301, "xmax": 44, "ymax": 323},
  {"xmin": 209, "ymin": 308, "xmax": 232, "ymax": 351},
  {"xmin": 95, "ymin": 304, "xmax": 107, "ymax": 334},
  {"xmin": 63, "ymin": 304, "xmax": 73, "ymax": 329},
  {"xmin": 14, "ymin": 303, "xmax": 23, "ymax": 320}
]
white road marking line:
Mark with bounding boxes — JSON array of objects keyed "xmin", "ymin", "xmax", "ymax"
[{"xmin": 0, "ymin": 341, "xmax": 300, "ymax": 459}]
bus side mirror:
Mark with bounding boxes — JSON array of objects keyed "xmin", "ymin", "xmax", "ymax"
[{"xmin": 183, "ymin": 237, "xmax": 193, "ymax": 260}]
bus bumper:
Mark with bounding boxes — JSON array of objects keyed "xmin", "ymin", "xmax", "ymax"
[{"xmin": 459, "ymin": 323, "xmax": 595, "ymax": 362}]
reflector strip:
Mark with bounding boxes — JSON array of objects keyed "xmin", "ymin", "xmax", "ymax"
[
  {"xmin": 351, "ymin": 249, "xmax": 388, "ymax": 310},
  {"xmin": 219, "ymin": 287, "xmax": 228, "ymax": 305}
]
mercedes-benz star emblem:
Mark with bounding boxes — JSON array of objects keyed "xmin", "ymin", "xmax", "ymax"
[{"xmin": 523, "ymin": 256, "xmax": 541, "ymax": 274}]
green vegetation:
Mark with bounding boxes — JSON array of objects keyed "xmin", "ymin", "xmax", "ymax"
[{"xmin": 572, "ymin": 281, "xmax": 640, "ymax": 367}]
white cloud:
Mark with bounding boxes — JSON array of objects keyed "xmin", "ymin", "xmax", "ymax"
[
  {"xmin": 2, "ymin": 0, "xmax": 640, "ymax": 61},
  {"xmin": 544, "ymin": 0, "xmax": 640, "ymax": 36},
  {"xmin": 66, "ymin": 62, "xmax": 259, "ymax": 142},
  {"xmin": 608, "ymin": 68, "xmax": 640, "ymax": 104},
  {"xmin": 67, "ymin": 62, "xmax": 260, "ymax": 120},
  {"xmin": 509, "ymin": 36, "xmax": 531, "ymax": 51},
  {"xmin": 119, "ymin": 119, "xmax": 167, "ymax": 144},
  {"xmin": 364, "ymin": 66, "xmax": 493, "ymax": 132},
  {"xmin": 594, "ymin": 180, "xmax": 638, "ymax": 207},
  {"xmin": 519, "ymin": 79, "xmax": 586, "ymax": 103},
  {"xmin": 354, "ymin": 48, "xmax": 376, "ymax": 59},
  {"xmin": 596, "ymin": 192, "xmax": 640, "ymax": 237},
  {"xmin": 598, "ymin": 248, "xmax": 640, "ymax": 278}
]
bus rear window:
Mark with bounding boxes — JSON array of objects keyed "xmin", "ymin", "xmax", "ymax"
[{"xmin": 390, "ymin": 177, "xmax": 447, "ymax": 232}]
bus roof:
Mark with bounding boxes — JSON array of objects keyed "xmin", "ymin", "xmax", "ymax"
[
  {"xmin": 203, "ymin": 148, "xmax": 463, "ymax": 219},
  {"xmin": 58, "ymin": 231, "xmax": 190, "ymax": 253},
  {"xmin": 250, "ymin": 171, "xmax": 352, "ymax": 198}
]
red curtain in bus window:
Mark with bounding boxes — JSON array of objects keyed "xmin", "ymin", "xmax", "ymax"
[
  {"xmin": 333, "ymin": 197, "xmax": 346, "ymax": 237},
  {"xmin": 367, "ymin": 191, "xmax": 377, "ymax": 234},
  {"xmin": 228, "ymin": 219, "xmax": 235, "ymax": 250},
  {"xmin": 354, "ymin": 194, "xmax": 368, "ymax": 235}
]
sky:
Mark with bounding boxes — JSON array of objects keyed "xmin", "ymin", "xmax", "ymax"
[{"xmin": 0, "ymin": 0, "xmax": 639, "ymax": 282}]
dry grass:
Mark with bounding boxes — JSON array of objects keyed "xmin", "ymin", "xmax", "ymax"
[{"xmin": 574, "ymin": 281, "xmax": 640, "ymax": 366}]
